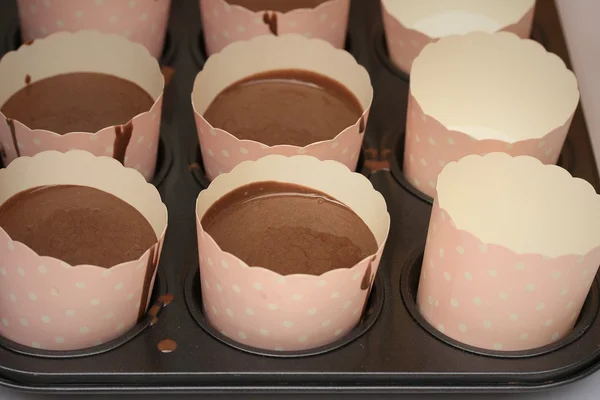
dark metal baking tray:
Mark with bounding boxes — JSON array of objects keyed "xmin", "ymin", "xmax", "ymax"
[{"xmin": 0, "ymin": 0, "xmax": 599, "ymax": 394}]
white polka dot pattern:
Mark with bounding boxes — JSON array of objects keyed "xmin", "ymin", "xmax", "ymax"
[
  {"xmin": 403, "ymin": 95, "xmax": 573, "ymax": 198},
  {"xmin": 17, "ymin": 0, "xmax": 171, "ymax": 58},
  {"xmin": 0, "ymin": 228, "xmax": 162, "ymax": 351},
  {"xmin": 196, "ymin": 218, "xmax": 384, "ymax": 352},
  {"xmin": 200, "ymin": 0, "xmax": 350, "ymax": 56},
  {"xmin": 380, "ymin": 2, "xmax": 534, "ymax": 74},
  {"xmin": 416, "ymin": 202, "xmax": 600, "ymax": 351},
  {"xmin": 0, "ymin": 151, "xmax": 167, "ymax": 351}
]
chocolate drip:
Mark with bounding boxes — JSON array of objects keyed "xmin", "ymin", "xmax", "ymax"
[
  {"xmin": 263, "ymin": 11, "xmax": 278, "ymax": 35},
  {"xmin": 5, "ymin": 118, "xmax": 19, "ymax": 157},
  {"xmin": 360, "ymin": 262, "xmax": 372, "ymax": 290},
  {"xmin": 359, "ymin": 116, "xmax": 365, "ymax": 134},
  {"xmin": 137, "ymin": 245, "xmax": 158, "ymax": 320},
  {"xmin": 359, "ymin": 256, "xmax": 377, "ymax": 320},
  {"xmin": 113, "ymin": 120, "xmax": 133, "ymax": 165},
  {"xmin": 25, "ymin": 74, "xmax": 31, "ymax": 85},
  {"xmin": 24, "ymin": 39, "xmax": 34, "ymax": 46}
]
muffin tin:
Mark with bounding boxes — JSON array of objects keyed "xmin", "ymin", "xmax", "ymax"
[{"xmin": 0, "ymin": 0, "xmax": 599, "ymax": 394}]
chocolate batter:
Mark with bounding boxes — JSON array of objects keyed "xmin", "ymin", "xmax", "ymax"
[
  {"xmin": 0, "ymin": 185, "xmax": 157, "ymax": 268},
  {"xmin": 1, "ymin": 72, "xmax": 154, "ymax": 134},
  {"xmin": 203, "ymin": 69, "xmax": 363, "ymax": 147},
  {"xmin": 227, "ymin": 0, "xmax": 329, "ymax": 12},
  {"xmin": 201, "ymin": 181, "xmax": 378, "ymax": 275}
]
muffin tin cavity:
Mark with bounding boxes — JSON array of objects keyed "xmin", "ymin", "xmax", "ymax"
[
  {"xmin": 184, "ymin": 264, "xmax": 384, "ymax": 358},
  {"xmin": 189, "ymin": 144, "xmax": 369, "ymax": 188},
  {"xmin": 0, "ymin": 267, "xmax": 169, "ymax": 359},
  {"xmin": 389, "ymin": 130, "xmax": 576, "ymax": 205},
  {"xmin": 400, "ymin": 248, "xmax": 599, "ymax": 358}
]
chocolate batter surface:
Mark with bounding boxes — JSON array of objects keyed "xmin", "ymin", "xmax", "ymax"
[
  {"xmin": 0, "ymin": 185, "xmax": 157, "ymax": 268},
  {"xmin": 1, "ymin": 72, "xmax": 154, "ymax": 134},
  {"xmin": 201, "ymin": 181, "xmax": 378, "ymax": 275},
  {"xmin": 203, "ymin": 69, "xmax": 363, "ymax": 147},
  {"xmin": 227, "ymin": 0, "xmax": 329, "ymax": 12}
]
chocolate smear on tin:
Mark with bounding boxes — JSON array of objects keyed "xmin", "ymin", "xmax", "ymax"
[
  {"xmin": 25, "ymin": 74, "xmax": 31, "ymax": 85},
  {"xmin": 158, "ymin": 293, "xmax": 174, "ymax": 306},
  {"xmin": 157, "ymin": 339, "xmax": 177, "ymax": 353},
  {"xmin": 5, "ymin": 118, "xmax": 20, "ymax": 157},
  {"xmin": 112, "ymin": 120, "xmax": 133, "ymax": 165},
  {"xmin": 263, "ymin": 11, "xmax": 278, "ymax": 35},
  {"xmin": 160, "ymin": 66, "xmax": 175, "ymax": 86}
]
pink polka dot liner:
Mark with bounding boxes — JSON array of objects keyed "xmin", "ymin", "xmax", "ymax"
[
  {"xmin": 0, "ymin": 150, "xmax": 168, "ymax": 351},
  {"xmin": 417, "ymin": 153, "xmax": 600, "ymax": 352},
  {"xmin": 404, "ymin": 31, "xmax": 579, "ymax": 198},
  {"xmin": 191, "ymin": 34, "xmax": 373, "ymax": 182},
  {"xmin": 0, "ymin": 30, "xmax": 165, "ymax": 182},
  {"xmin": 381, "ymin": 0, "xmax": 535, "ymax": 75},
  {"xmin": 17, "ymin": 0, "xmax": 171, "ymax": 59},
  {"xmin": 195, "ymin": 155, "xmax": 390, "ymax": 352},
  {"xmin": 199, "ymin": 0, "xmax": 350, "ymax": 57}
]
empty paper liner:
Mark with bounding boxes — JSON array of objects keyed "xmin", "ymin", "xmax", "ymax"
[
  {"xmin": 17, "ymin": 0, "xmax": 171, "ymax": 59},
  {"xmin": 0, "ymin": 150, "xmax": 168, "ymax": 351},
  {"xmin": 403, "ymin": 248, "xmax": 599, "ymax": 358},
  {"xmin": 195, "ymin": 155, "xmax": 390, "ymax": 351},
  {"xmin": 381, "ymin": 0, "xmax": 535, "ymax": 74},
  {"xmin": 191, "ymin": 34, "xmax": 372, "ymax": 181},
  {"xmin": 0, "ymin": 30, "xmax": 165, "ymax": 181},
  {"xmin": 404, "ymin": 31, "xmax": 579, "ymax": 198},
  {"xmin": 199, "ymin": 0, "xmax": 350, "ymax": 56},
  {"xmin": 417, "ymin": 153, "xmax": 600, "ymax": 351}
]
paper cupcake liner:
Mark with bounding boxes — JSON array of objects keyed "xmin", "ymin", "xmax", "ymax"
[
  {"xmin": 192, "ymin": 34, "xmax": 372, "ymax": 181},
  {"xmin": 0, "ymin": 30, "xmax": 165, "ymax": 181},
  {"xmin": 199, "ymin": 0, "xmax": 350, "ymax": 56},
  {"xmin": 417, "ymin": 153, "xmax": 600, "ymax": 351},
  {"xmin": 0, "ymin": 150, "xmax": 168, "ymax": 351},
  {"xmin": 17, "ymin": 0, "xmax": 171, "ymax": 59},
  {"xmin": 195, "ymin": 155, "xmax": 390, "ymax": 351},
  {"xmin": 381, "ymin": 0, "xmax": 535, "ymax": 74},
  {"xmin": 404, "ymin": 31, "xmax": 579, "ymax": 198}
]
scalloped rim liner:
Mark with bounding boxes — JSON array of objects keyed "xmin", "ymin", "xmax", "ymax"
[
  {"xmin": 0, "ymin": 150, "xmax": 168, "ymax": 351},
  {"xmin": 191, "ymin": 34, "xmax": 373, "ymax": 181},
  {"xmin": 411, "ymin": 31, "xmax": 578, "ymax": 142},
  {"xmin": 403, "ymin": 31, "xmax": 579, "ymax": 198},
  {"xmin": 0, "ymin": 30, "xmax": 165, "ymax": 181},
  {"xmin": 195, "ymin": 155, "xmax": 390, "ymax": 351},
  {"xmin": 416, "ymin": 153, "xmax": 600, "ymax": 351}
]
